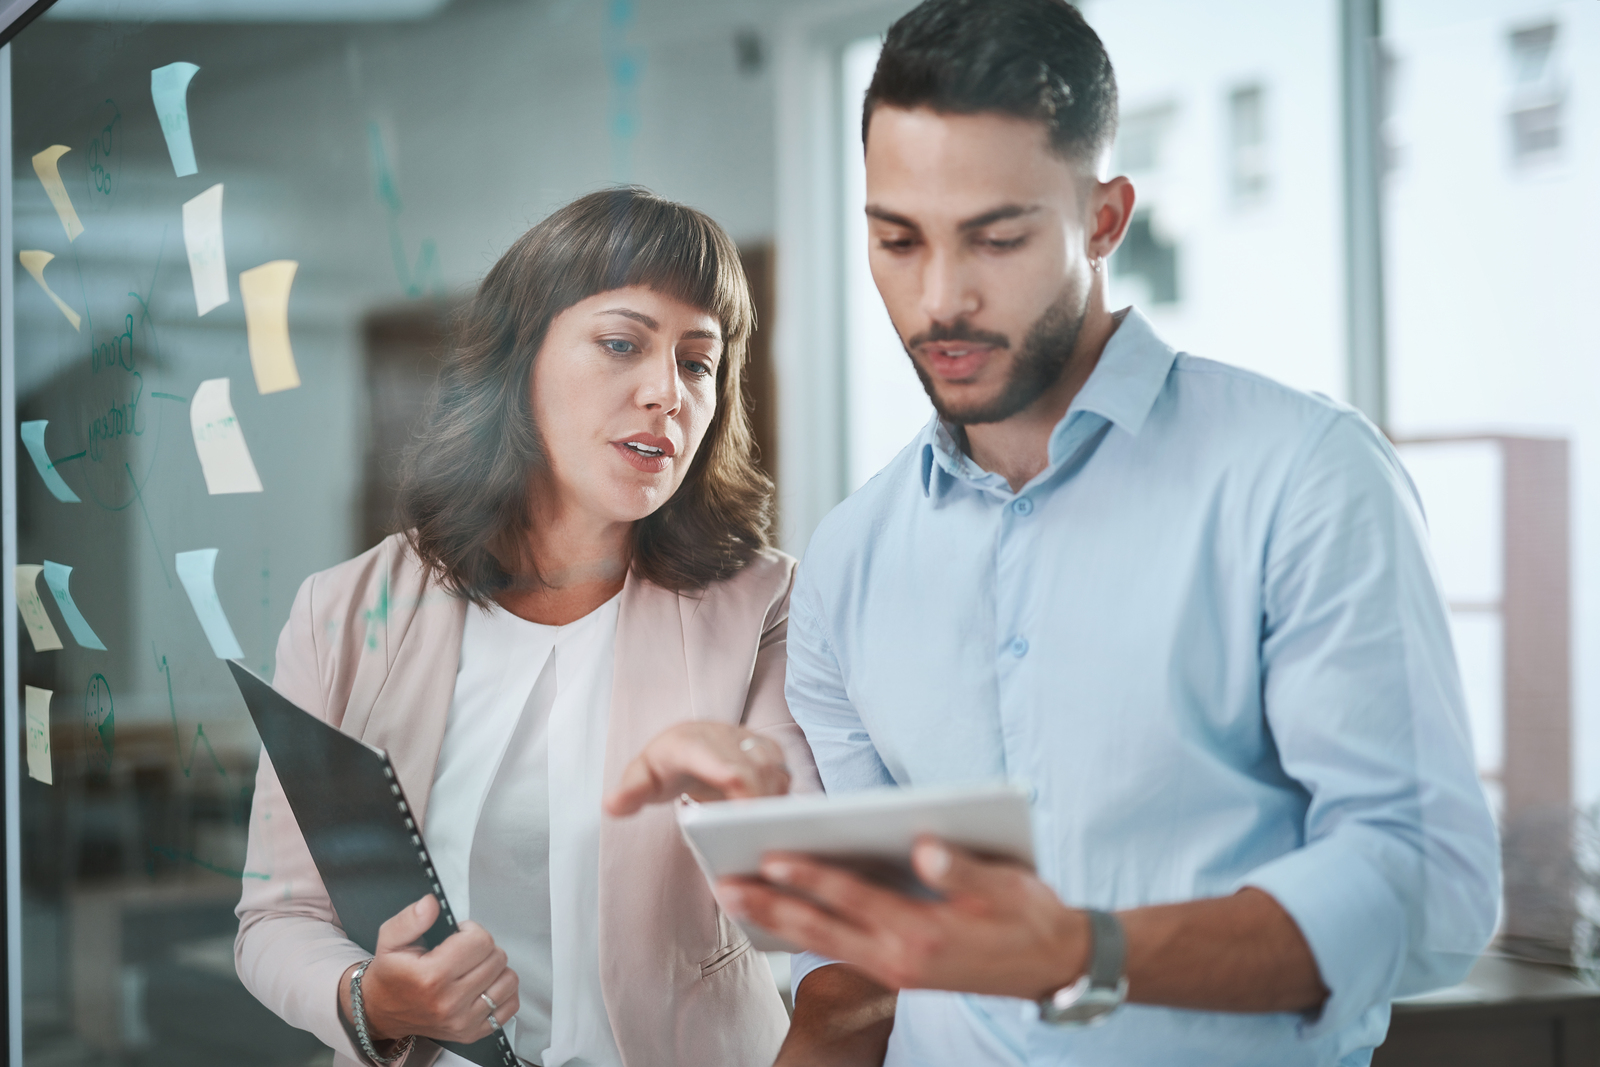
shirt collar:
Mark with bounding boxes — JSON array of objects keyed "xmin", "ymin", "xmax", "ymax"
[{"xmin": 919, "ymin": 307, "xmax": 1178, "ymax": 498}]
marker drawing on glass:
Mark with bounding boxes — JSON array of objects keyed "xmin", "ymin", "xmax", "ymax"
[
  {"xmin": 189, "ymin": 378, "xmax": 264, "ymax": 494},
  {"xmin": 31, "ymin": 145, "xmax": 84, "ymax": 241}
]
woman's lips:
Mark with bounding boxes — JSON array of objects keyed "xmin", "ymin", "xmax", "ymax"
[{"xmin": 612, "ymin": 440, "xmax": 672, "ymax": 473}]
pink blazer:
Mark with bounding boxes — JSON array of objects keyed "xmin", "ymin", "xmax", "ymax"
[{"xmin": 233, "ymin": 533, "xmax": 821, "ymax": 1067}]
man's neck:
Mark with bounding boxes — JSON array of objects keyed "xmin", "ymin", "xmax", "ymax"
[{"xmin": 963, "ymin": 301, "xmax": 1120, "ymax": 492}]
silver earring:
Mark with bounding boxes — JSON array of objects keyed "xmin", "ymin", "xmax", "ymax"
[{"xmin": 1090, "ymin": 256, "xmax": 1103, "ymax": 273}]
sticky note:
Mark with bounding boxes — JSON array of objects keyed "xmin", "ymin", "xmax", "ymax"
[
  {"xmin": 189, "ymin": 378, "xmax": 264, "ymax": 494},
  {"xmin": 182, "ymin": 183, "xmax": 228, "ymax": 316},
  {"xmin": 41, "ymin": 561, "xmax": 106, "ymax": 651},
  {"xmin": 239, "ymin": 260, "xmax": 302, "ymax": 394},
  {"xmin": 19, "ymin": 421, "xmax": 81, "ymax": 503},
  {"xmin": 31, "ymin": 146, "xmax": 84, "ymax": 242},
  {"xmin": 25, "ymin": 686, "xmax": 54, "ymax": 785},
  {"xmin": 151, "ymin": 61, "xmax": 200, "ymax": 177},
  {"xmin": 18, "ymin": 251, "xmax": 81, "ymax": 331},
  {"xmin": 14, "ymin": 565, "xmax": 63, "ymax": 653},
  {"xmin": 176, "ymin": 549, "xmax": 244, "ymax": 659}
]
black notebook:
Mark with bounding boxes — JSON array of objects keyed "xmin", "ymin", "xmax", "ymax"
[{"xmin": 229, "ymin": 661, "xmax": 519, "ymax": 1067}]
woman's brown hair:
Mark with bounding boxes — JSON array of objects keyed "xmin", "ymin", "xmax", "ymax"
[{"xmin": 397, "ymin": 186, "xmax": 772, "ymax": 604}]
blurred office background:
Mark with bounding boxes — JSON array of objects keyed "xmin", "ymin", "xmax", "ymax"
[{"xmin": 4, "ymin": 0, "xmax": 1598, "ymax": 1063}]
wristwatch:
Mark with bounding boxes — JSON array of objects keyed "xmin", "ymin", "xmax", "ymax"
[{"xmin": 1038, "ymin": 908, "xmax": 1128, "ymax": 1026}]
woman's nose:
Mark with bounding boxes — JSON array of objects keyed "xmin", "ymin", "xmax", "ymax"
[{"xmin": 637, "ymin": 350, "xmax": 682, "ymax": 414}]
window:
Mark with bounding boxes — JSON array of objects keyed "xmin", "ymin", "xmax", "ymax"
[
  {"xmin": 1112, "ymin": 214, "xmax": 1179, "ymax": 306},
  {"xmin": 1507, "ymin": 22, "xmax": 1562, "ymax": 164},
  {"xmin": 1228, "ymin": 83, "xmax": 1269, "ymax": 201}
]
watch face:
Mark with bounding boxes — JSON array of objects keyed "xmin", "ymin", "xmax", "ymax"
[{"xmin": 1040, "ymin": 978, "xmax": 1129, "ymax": 1027}]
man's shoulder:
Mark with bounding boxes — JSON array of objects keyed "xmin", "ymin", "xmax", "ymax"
[
  {"xmin": 1168, "ymin": 353, "xmax": 1348, "ymax": 428},
  {"xmin": 802, "ymin": 435, "xmax": 928, "ymax": 577}
]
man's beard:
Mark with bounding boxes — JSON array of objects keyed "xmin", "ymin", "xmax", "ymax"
[{"xmin": 905, "ymin": 284, "xmax": 1087, "ymax": 426}]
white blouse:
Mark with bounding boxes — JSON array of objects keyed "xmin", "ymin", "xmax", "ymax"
[{"xmin": 427, "ymin": 593, "xmax": 624, "ymax": 1067}]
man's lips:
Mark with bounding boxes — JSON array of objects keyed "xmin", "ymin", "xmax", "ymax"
[{"xmin": 920, "ymin": 342, "xmax": 999, "ymax": 382}]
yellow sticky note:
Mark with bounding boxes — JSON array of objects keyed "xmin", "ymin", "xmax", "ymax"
[
  {"xmin": 26, "ymin": 686, "xmax": 54, "ymax": 785},
  {"xmin": 18, "ymin": 250, "xmax": 81, "ymax": 331},
  {"xmin": 31, "ymin": 146, "xmax": 84, "ymax": 242},
  {"xmin": 239, "ymin": 260, "xmax": 302, "ymax": 394},
  {"xmin": 15, "ymin": 564, "xmax": 64, "ymax": 652}
]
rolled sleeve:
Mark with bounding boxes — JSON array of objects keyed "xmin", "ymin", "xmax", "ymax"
[{"xmin": 1248, "ymin": 411, "xmax": 1500, "ymax": 1037}]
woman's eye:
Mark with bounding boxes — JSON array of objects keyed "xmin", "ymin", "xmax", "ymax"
[
  {"xmin": 601, "ymin": 338, "xmax": 636, "ymax": 355},
  {"xmin": 681, "ymin": 359, "xmax": 713, "ymax": 378}
]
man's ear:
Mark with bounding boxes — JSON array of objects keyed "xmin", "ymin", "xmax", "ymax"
[{"xmin": 1087, "ymin": 175, "xmax": 1137, "ymax": 262}]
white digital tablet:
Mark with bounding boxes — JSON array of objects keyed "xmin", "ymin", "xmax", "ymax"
[{"xmin": 676, "ymin": 782, "xmax": 1034, "ymax": 952}]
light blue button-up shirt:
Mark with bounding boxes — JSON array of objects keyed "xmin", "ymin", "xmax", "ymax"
[{"xmin": 785, "ymin": 309, "xmax": 1500, "ymax": 1067}]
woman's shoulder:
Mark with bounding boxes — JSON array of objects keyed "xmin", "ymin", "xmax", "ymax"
[
  {"xmin": 677, "ymin": 546, "xmax": 797, "ymax": 631},
  {"xmin": 292, "ymin": 533, "xmax": 447, "ymax": 649}
]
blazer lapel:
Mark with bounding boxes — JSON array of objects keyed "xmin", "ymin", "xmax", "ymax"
[
  {"xmin": 603, "ymin": 570, "xmax": 694, "ymax": 792},
  {"xmin": 346, "ymin": 542, "xmax": 467, "ymax": 831}
]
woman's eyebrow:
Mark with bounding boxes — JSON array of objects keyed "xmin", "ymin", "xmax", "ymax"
[
  {"xmin": 598, "ymin": 308, "xmax": 658, "ymax": 329},
  {"xmin": 682, "ymin": 328, "xmax": 720, "ymax": 342}
]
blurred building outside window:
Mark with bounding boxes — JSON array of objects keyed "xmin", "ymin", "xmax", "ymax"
[{"xmin": 1227, "ymin": 83, "xmax": 1271, "ymax": 201}]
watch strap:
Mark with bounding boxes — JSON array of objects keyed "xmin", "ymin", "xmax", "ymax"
[{"xmin": 1085, "ymin": 908, "xmax": 1125, "ymax": 990}]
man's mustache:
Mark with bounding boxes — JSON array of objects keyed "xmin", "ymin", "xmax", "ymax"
[{"xmin": 906, "ymin": 321, "xmax": 1012, "ymax": 351}]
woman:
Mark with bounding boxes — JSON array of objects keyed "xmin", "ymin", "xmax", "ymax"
[{"xmin": 234, "ymin": 187, "xmax": 818, "ymax": 1067}]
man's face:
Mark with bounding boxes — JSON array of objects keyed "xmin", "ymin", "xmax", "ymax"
[{"xmin": 864, "ymin": 106, "xmax": 1095, "ymax": 425}]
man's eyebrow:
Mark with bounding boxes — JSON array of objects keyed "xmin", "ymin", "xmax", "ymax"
[
  {"xmin": 598, "ymin": 308, "xmax": 659, "ymax": 329},
  {"xmin": 863, "ymin": 203, "xmax": 1042, "ymax": 231},
  {"xmin": 957, "ymin": 204, "xmax": 1040, "ymax": 231},
  {"xmin": 864, "ymin": 204, "xmax": 919, "ymax": 229}
]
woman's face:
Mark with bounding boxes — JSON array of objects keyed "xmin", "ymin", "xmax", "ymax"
[{"xmin": 530, "ymin": 285, "xmax": 723, "ymax": 527}]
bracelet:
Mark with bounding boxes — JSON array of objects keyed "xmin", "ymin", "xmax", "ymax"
[{"xmin": 351, "ymin": 958, "xmax": 416, "ymax": 1065}]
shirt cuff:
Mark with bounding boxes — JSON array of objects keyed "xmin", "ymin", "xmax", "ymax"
[
  {"xmin": 1241, "ymin": 835, "xmax": 1408, "ymax": 1039},
  {"xmin": 789, "ymin": 950, "xmax": 841, "ymax": 1002}
]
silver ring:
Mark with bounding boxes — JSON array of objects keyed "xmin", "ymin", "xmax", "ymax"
[
  {"xmin": 486, "ymin": 1011, "xmax": 499, "ymax": 1030},
  {"xmin": 739, "ymin": 737, "xmax": 759, "ymax": 753},
  {"xmin": 480, "ymin": 991, "xmax": 497, "ymax": 1014}
]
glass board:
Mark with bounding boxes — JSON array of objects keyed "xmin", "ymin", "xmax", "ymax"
[{"xmin": 3, "ymin": 2, "xmax": 783, "ymax": 1062}]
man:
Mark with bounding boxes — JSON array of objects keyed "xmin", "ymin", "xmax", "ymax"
[{"xmin": 717, "ymin": 1, "xmax": 1501, "ymax": 1064}]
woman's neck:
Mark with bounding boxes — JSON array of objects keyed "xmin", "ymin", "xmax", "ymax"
[{"xmin": 497, "ymin": 502, "xmax": 632, "ymax": 626}]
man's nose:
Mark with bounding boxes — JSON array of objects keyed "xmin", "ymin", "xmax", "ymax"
[{"xmin": 919, "ymin": 248, "xmax": 979, "ymax": 325}]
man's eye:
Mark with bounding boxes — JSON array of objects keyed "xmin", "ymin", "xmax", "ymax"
[
  {"xmin": 878, "ymin": 237, "xmax": 918, "ymax": 252},
  {"xmin": 983, "ymin": 236, "xmax": 1026, "ymax": 251},
  {"xmin": 602, "ymin": 339, "xmax": 636, "ymax": 354}
]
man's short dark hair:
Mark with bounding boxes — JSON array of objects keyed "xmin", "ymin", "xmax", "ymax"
[{"xmin": 864, "ymin": 0, "xmax": 1118, "ymax": 164}]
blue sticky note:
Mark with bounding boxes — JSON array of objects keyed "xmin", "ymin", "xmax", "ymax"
[
  {"xmin": 41, "ymin": 561, "xmax": 106, "ymax": 651},
  {"xmin": 175, "ymin": 549, "xmax": 244, "ymax": 659},
  {"xmin": 151, "ymin": 62, "xmax": 200, "ymax": 177},
  {"xmin": 19, "ymin": 421, "xmax": 80, "ymax": 503}
]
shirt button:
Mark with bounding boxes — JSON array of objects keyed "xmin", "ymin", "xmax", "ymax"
[
  {"xmin": 1012, "ymin": 497, "xmax": 1033, "ymax": 515},
  {"xmin": 1010, "ymin": 637, "xmax": 1029, "ymax": 657}
]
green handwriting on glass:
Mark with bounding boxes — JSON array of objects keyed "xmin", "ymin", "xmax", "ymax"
[
  {"xmin": 87, "ymin": 100, "xmax": 121, "ymax": 198},
  {"xmin": 86, "ymin": 370, "xmax": 144, "ymax": 462}
]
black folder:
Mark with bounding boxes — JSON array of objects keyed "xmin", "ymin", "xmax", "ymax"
[{"xmin": 229, "ymin": 661, "xmax": 519, "ymax": 1067}]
